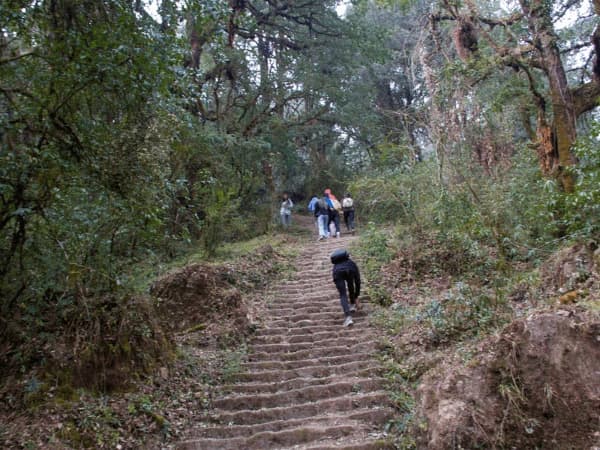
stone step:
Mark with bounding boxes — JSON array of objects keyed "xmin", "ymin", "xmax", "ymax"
[
  {"xmin": 299, "ymin": 437, "xmax": 395, "ymax": 450},
  {"xmin": 220, "ymin": 373, "xmax": 382, "ymax": 396},
  {"xmin": 266, "ymin": 304, "xmax": 343, "ymax": 313},
  {"xmin": 234, "ymin": 361, "xmax": 381, "ymax": 383},
  {"xmin": 212, "ymin": 378, "xmax": 384, "ymax": 411},
  {"xmin": 176, "ymin": 232, "xmax": 391, "ymax": 450},
  {"xmin": 179, "ymin": 424, "xmax": 358, "ymax": 450},
  {"xmin": 273, "ymin": 288, "xmax": 337, "ymax": 297},
  {"xmin": 267, "ymin": 316, "xmax": 362, "ymax": 329},
  {"xmin": 247, "ymin": 341, "xmax": 376, "ymax": 363},
  {"xmin": 252, "ymin": 329, "xmax": 363, "ymax": 345},
  {"xmin": 241, "ymin": 352, "xmax": 375, "ymax": 372},
  {"xmin": 249, "ymin": 336, "xmax": 377, "ymax": 358},
  {"xmin": 266, "ymin": 302, "xmax": 372, "ymax": 314},
  {"xmin": 270, "ymin": 292, "xmax": 337, "ymax": 300},
  {"xmin": 207, "ymin": 391, "xmax": 392, "ymax": 426},
  {"xmin": 192, "ymin": 407, "xmax": 394, "ymax": 440},
  {"xmin": 255, "ymin": 322, "xmax": 370, "ymax": 337},
  {"xmin": 268, "ymin": 295, "xmax": 371, "ymax": 306},
  {"xmin": 268, "ymin": 311, "xmax": 351, "ymax": 323}
]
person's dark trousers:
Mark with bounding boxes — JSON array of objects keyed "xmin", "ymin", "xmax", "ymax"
[
  {"xmin": 334, "ymin": 273, "xmax": 358, "ymax": 316},
  {"xmin": 329, "ymin": 211, "xmax": 341, "ymax": 234},
  {"xmin": 344, "ymin": 210, "xmax": 355, "ymax": 231}
]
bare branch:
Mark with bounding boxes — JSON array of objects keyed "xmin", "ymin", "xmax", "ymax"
[
  {"xmin": 572, "ymin": 80, "xmax": 600, "ymax": 114},
  {"xmin": 560, "ymin": 41, "xmax": 593, "ymax": 54},
  {"xmin": 0, "ymin": 51, "xmax": 36, "ymax": 65}
]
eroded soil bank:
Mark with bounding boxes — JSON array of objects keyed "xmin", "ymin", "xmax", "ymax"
[{"xmin": 375, "ymin": 237, "xmax": 600, "ymax": 449}]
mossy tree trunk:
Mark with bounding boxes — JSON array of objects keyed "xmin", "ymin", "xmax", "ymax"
[{"xmin": 434, "ymin": 0, "xmax": 600, "ymax": 193}]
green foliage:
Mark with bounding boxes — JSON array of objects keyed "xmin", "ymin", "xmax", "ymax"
[
  {"xmin": 417, "ymin": 282, "xmax": 510, "ymax": 344},
  {"xmin": 351, "ymin": 143, "xmax": 580, "ymax": 273},
  {"xmin": 379, "ymin": 343, "xmax": 418, "ymax": 449},
  {"xmin": 563, "ymin": 122, "xmax": 600, "ymax": 238},
  {"xmin": 220, "ymin": 347, "xmax": 247, "ymax": 384},
  {"xmin": 350, "ymin": 166, "xmax": 416, "ymax": 224},
  {"xmin": 354, "ymin": 224, "xmax": 394, "ymax": 306},
  {"xmin": 0, "ymin": 1, "xmax": 177, "ymax": 382}
]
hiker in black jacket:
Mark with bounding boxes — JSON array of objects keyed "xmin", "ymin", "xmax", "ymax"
[{"xmin": 330, "ymin": 249, "xmax": 361, "ymax": 327}]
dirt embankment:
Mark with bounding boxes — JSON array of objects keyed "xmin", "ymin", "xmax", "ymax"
[
  {"xmin": 415, "ymin": 309, "xmax": 600, "ymax": 449},
  {"xmin": 150, "ymin": 244, "xmax": 290, "ymax": 344},
  {"xmin": 379, "ymin": 238, "xmax": 600, "ymax": 449}
]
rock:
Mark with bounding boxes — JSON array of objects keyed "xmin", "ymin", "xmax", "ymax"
[{"xmin": 159, "ymin": 367, "xmax": 169, "ymax": 380}]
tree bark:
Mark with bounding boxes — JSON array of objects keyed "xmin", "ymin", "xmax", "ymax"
[{"xmin": 520, "ymin": 0, "xmax": 578, "ymax": 191}]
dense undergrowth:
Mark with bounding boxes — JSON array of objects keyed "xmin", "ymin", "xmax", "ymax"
[
  {"xmin": 0, "ymin": 226, "xmax": 303, "ymax": 449},
  {"xmin": 350, "ymin": 136, "xmax": 600, "ymax": 448}
]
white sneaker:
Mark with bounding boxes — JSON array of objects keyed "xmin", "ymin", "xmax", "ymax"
[
  {"xmin": 349, "ymin": 304, "xmax": 356, "ymax": 313},
  {"xmin": 343, "ymin": 316, "xmax": 353, "ymax": 327}
]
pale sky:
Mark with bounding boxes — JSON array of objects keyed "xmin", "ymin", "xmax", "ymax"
[{"xmin": 144, "ymin": 0, "xmax": 351, "ymax": 21}]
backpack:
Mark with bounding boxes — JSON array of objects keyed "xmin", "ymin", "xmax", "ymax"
[
  {"xmin": 330, "ymin": 249, "xmax": 349, "ymax": 264},
  {"xmin": 331, "ymin": 198, "xmax": 342, "ymax": 212},
  {"xmin": 317, "ymin": 198, "xmax": 329, "ymax": 211},
  {"xmin": 342, "ymin": 197, "xmax": 353, "ymax": 208}
]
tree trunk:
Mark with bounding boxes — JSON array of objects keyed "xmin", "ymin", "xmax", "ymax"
[{"xmin": 524, "ymin": 0, "xmax": 577, "ymax": 192}]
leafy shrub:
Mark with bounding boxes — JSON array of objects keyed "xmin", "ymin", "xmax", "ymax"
[
  {"xmin": 417, "ymin": 282, "xmax": 510, "ymax": 345},
  {"xmin": 350, "ymin": 160, "xmax": 439, "ymax": 227},
  {"xmin": 564, "ymin": 122, "xmax": 600, "ymax": 238},
  {"xmin": 354, "ymin": 224, "xmax": 395, "ymax": 306}
]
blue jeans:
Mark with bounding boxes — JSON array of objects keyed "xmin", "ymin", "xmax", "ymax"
[
  {"xmin": 317, "ymin": 214, "xmax": 329, "ymax": 237},
  {"xmin": 281, "ymin": 213, "xmax": 291, "ymax": 227}
]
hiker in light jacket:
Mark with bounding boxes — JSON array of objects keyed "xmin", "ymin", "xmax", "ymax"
[
  {"xmin": 324, "ymin": 192, "xmax": 341, "ymax": 238},
  {"xmin": 342, "ymin": 192, "xmax": 355, "ymax": 232},
  {"xmin": 280, "ymin": 193, "xmax": 293, "ymax": 228}
]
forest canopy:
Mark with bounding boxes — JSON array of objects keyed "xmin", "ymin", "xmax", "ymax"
[{"xmin": 1, "ymin": 0, "xmax": 599, "ymax": 388}]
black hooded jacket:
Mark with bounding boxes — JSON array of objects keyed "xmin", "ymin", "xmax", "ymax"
[{"xmin": 332, "ymin": 259, "xmax": 361, "ymax": 298}]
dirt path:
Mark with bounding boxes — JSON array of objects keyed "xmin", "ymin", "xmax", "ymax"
[{"xmin": 178, "ymin": 230, "xmax": 394, "ymax": 449}]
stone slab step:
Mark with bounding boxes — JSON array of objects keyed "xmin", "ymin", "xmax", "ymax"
[
  {"xmin": 267, "ymin": 317, "xmax": 362, "ymax": 329},
  {"xmin": 253, "ymin": 329, "xmax": 362, "ymax": 345},
  {"xmin": 255, "ymin": 323, "xmax": 369, "ymax": 337},
  {"xmin": 299, "ymin": 438, "xmax": 396, "ymax": 450},
  {"xmin": 212, "ymin": 378, "xmax": 384, "ymax": 410},
  {"xmin": 273, "ymin": 289, "xmax": 337, "ymax": 297},
  {"xmin": 248, "ymin": 341, "xmax": 376, "ymax": 363},
  {"xmin": 178, "ymin": 424, "xmax": 357, "ymax": 450},
  {"xmin": 241, "ymin": 352, "xmax": 375, "ymax": 372},
  {"xmin": 192, "ymin": 407, "xmax": 394, "ymax": 440},
  {"xmin": 207, "ymin": 391, "xmax": 392, "ymax": 426},
  {"xmin": 266, "ymin": 305, "xmax": 345, "ymax": 314},
  {"xmin": 220, "ymin": 373, "xmax": 383, "ymax": 395},
  {"xmin": 233, "ymin": 362, "xmax": 380, "ymax": 384},
  {"xmin": 268, "ymin": 312, "xmax": 352, "ymax": 323},
  {"xmin": 268, "ymin": 298, "xmax": 372, "ymax": 309},
  {"xmin": 250, "ymin": 335, "xmax": 377, "ymax": 354}
]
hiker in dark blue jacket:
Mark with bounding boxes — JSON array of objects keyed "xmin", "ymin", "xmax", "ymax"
[{"xmin": 330, "ymin": 249, "xmax": 361, "ymax": 327}]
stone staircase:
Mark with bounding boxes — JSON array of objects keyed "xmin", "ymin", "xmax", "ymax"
[{"xmin": 178, "ymin": 234, "xmax": 395, "ymax": 449}]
